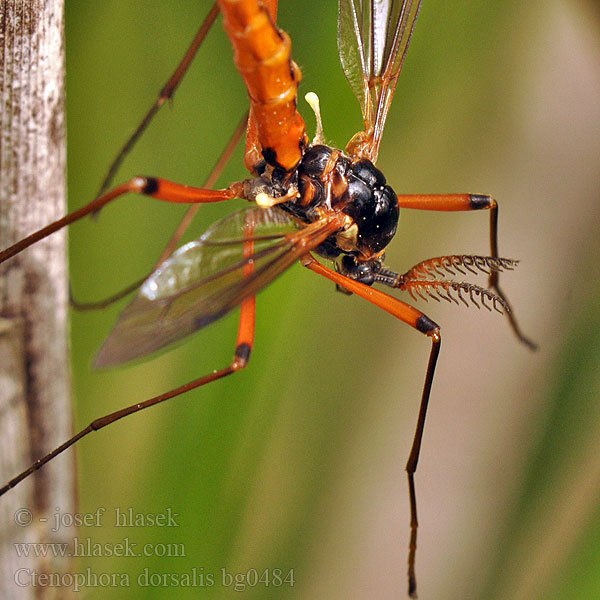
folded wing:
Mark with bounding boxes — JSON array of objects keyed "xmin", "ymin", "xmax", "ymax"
[{"xmin": 338, "ymin": 0, "xmax": 422, "ymax": 162}]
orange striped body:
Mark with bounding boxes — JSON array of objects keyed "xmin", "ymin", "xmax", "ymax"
[{"xmin": 218, "ymin": 0, "xmax": 307, "ymax": 173}]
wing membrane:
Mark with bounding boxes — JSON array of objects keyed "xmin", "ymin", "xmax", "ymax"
[
  {"xmin": 338, "ymin": 0, "xmax": 422, "ymax": 162},
  {"xmin": 96, "ymin": 206, "xmax": 342, "ymax": 367}
]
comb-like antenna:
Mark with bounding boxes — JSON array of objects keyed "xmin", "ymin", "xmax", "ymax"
[
  {"xmin": 377, "ymin": 254, "xmax": 518, "ymax": 313},
  {"xmin": 404, "ymin": 255, "xmax": 518, "ymax": 281},
  {"xmin": 401, "ymin": 279, "xmax": 510, "ymax": 313}
]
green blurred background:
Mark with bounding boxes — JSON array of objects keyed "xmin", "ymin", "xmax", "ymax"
[{"xmin": 63, "ymin": 1, "xmax": 600, "ymax": 598}]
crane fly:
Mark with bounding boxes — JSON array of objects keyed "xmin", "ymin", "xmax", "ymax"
[{"xmin": 0, "ymin": 0, "xmax": 536, "ymax": 596}]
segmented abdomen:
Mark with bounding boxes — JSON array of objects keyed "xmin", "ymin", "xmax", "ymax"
[{"xmin": 219, "ymin": 0, "xmax": 307, "ymax": 172}]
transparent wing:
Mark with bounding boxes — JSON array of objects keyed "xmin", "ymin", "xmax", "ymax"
[
  {"xmin": 338, "ymin": 0, "xmax": 422, "ymax": 162},
  {"xmin": 96, "ymin": 206, "xmax": 342, "ymax": 367}
]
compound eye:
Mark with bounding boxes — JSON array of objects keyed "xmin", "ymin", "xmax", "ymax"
[
  {"xmin": 299, "ymin": 145, "xmax": 332, "ymax": 178},
  {"xmin": 350, "ymin": 159, "xmax": 386, "ymax": 188}
]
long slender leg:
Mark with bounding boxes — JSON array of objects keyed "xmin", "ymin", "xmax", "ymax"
[
  {"xmin": 397, "ymin": 193, "xmax": 536, "ymax": 349},
  {"xmin": 0, "ymin": 176, "xmax": 242, "ymax": 265},
  {"xmin": 95, "ymin": 3, "xmax": 220, "ymax": 197},
  {"xmin": 0, "ymin": 219, "xmax": 257, "ymax": 498},
  {"xmin": 302, "ymin": 254, "xmax": 441, "ymax": 599}
]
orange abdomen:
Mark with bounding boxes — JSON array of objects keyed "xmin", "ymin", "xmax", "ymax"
[{"xmin": 219, "ymin": 0, "xmax": 307, "ymax": 172}]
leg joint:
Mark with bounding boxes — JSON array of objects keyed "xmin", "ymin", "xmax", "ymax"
[
  {"xmin": 233, "ymin": 342, "xmax": 252, "ymax": 369},
  {"xmin": 469, "ymin": 193, "xmax": 496, "ymax": 210},
  {"xmin": 416, "ymin": 314, "xmax": 439, "ymax": 334}
]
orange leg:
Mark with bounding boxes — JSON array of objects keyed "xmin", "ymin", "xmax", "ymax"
[
  {"xmin": 0, "ymin": 296, "xmax": 255, "ymax": 497},
  {"xmin": 302, "ymin": 254, "xmax": 441, "ymax": 599},
  {"xmin": 398, "ymin": 193, "xmax": 536, "ymax": 350},
  {"xmin": 0, "ymin": 176, "xmax": 241, "ymax": 265}
]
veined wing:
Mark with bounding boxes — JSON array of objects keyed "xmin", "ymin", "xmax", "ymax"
[
  {"xmin": 338, "ymin": 0, "xmax": 422, "ymax": 162},
  {"xmin": 96, "ymin": 206, "xmax": 343, "ymax": 368}
]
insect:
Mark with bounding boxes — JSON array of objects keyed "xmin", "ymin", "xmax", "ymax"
[{"xmin": 0, "ymin": 1, "xmax": 535, "ymax": 596}]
